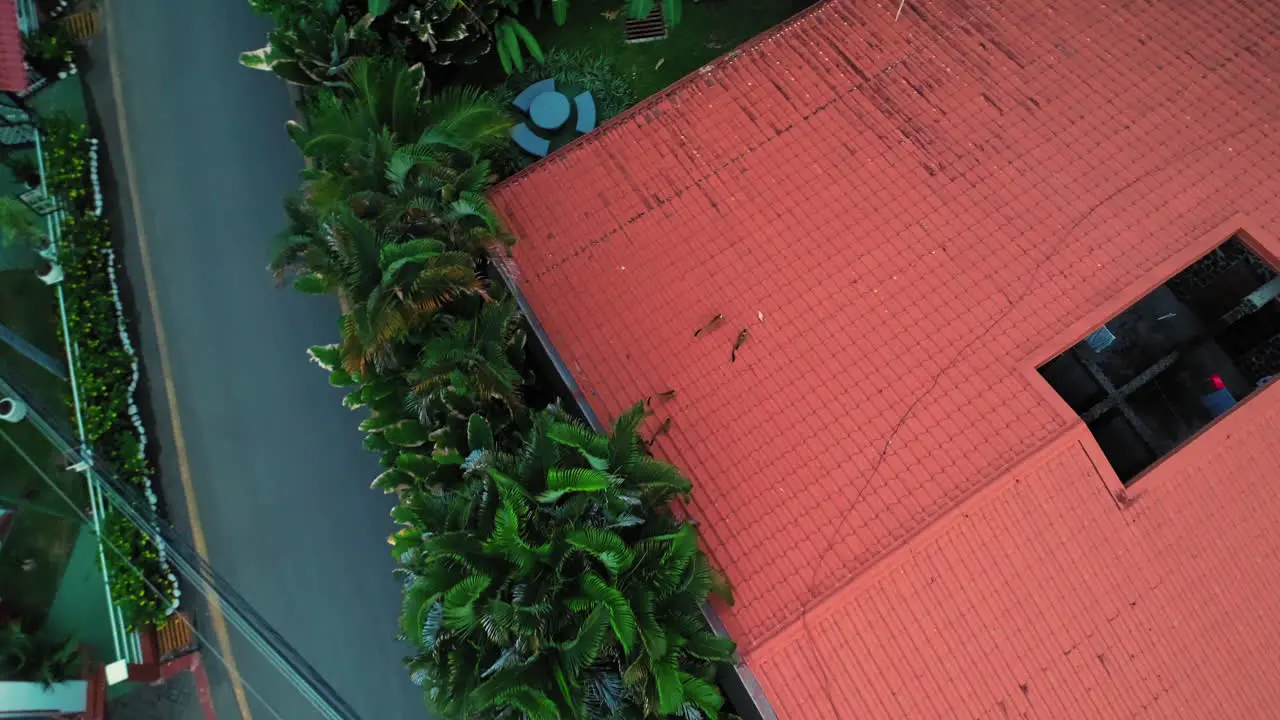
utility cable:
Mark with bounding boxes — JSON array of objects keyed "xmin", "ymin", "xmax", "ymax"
[
  {"xmin": 0, "ymin": 425, "xmax": 290, "ymax": 720},
  {"xmin": 0, "ymin": 382, "xmax": 362, "ymax": 720}
]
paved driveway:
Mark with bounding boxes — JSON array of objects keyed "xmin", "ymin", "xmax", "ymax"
[{"xmin": 82, "ymin": 1, "xmax": 424, "ymax": 717}]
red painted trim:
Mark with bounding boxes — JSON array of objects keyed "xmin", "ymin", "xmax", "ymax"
[
  {"xmin": 126, "ymin": 663, "xmax": 160, "ymax": 684},
  {"xmin": 188, "ymin": 654, "xmax": 218, "ymax": 720},
  {"xmin": 83, "ymin": 663, "xmax": 106, "ymax": 720},
  {"xmin": 138, "ymin": 626, "xmax": 160, "ymax": 666}
]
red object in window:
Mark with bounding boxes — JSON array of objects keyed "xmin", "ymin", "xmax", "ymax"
[{"xmin": 1211, "ymin": 374, "xmax": 1227, "ymax": 390}]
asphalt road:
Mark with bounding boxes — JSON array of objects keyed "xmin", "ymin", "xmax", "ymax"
[{"xmin": 81, "ymin": 0, "xmax": 425, "ymax": 717}]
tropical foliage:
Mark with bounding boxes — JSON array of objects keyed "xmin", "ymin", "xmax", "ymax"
[
  {"xmin": 42, "ymin": 116, "xmax": 178, "ymax": 628},
  {"xmin": 0, "ymin": 622, "xmax": 79, "ymax": 685},
  {"xmin": 242, "ymin": 0, "xmax": 543, "ymax": 81},
  {"xmin": 490, "ymin": 49, "xmax": 635, "ymax": 175},
  {"xmin": 0, "ymin": 197, "xmax": 48, "ymax": 251},
  {"xmin": 540, "ymin": 0, "xmax": 684, "ymax": 27},
  {"xmin": 392, "ymin": 406, "xmax": 734, "ymax": 719},
  {"xmin": 265, "ymin": 52, "xmax": 739, "ymax": 717},
  {"xmin": 239, "ymin": 9, "xmax": 379, "ymax": 88},
  {"xmin": 272, "ymin": 58, "xmax": 512, "ymax": 375}
]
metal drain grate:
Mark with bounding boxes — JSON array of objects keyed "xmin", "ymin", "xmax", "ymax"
[{"xmin": 624, "ymin": 5, "xmax": 667, "ymax": 43}]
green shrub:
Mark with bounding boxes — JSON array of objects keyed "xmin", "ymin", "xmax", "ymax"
[
  {"xmin": 42, "ymin": 117, "xmax": 178, "ymax": 629},
  {"xmin": 0, "ymin": 622, "xmax": 80, "ymax": 684},
  {"xmin": 277, "ymin": 55, "xmax": 735, "ymax": 718},
  {"xmin": 392, "ymin": 406, "xmax": 734, "ymax": 719},
  {"xmin": 492, "ymin": 49, "xmax": 636, "ymax": 176},
  {"xmin": 242, "ymin": 0, "xmax": 542, "ymax": 83}
]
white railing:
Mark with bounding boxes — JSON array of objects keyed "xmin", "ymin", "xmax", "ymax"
[
  {"xmin": 18, "ymin": 0, "xmax": 149, "ymax": 670},
  {"xmin": 34, "ymin": 130, "xmax": 133, "ymax": 664}
]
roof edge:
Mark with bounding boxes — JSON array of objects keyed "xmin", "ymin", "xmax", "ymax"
[
  {"xmin": 493, "ymin": 258, "xmax": 780, "ymax": 720},
  {"xmin": 491, "ymin": 0, "xmax": 839, "ymax": 192}
]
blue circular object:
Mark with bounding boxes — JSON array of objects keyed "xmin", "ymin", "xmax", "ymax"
[{"xmin": 530, "ymin": 91, "xmax": 571, "ymax": 131}]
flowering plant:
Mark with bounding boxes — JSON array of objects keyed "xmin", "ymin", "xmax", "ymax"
[{"xmin": 43, "ymin": 116, "xmax": 179, "ymax": 629}]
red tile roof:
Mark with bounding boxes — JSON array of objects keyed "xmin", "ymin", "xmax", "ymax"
[
  {"xmin": 491, "ymin": 0, "xmax": 1280, "ymax": 714},
  {"xmin": 0, "ymin": 0, "xmax": 23, "ymax": 93},
  {"xmin": 755, "ymin": 397, "xmax": 1280, "ymax": 717}
]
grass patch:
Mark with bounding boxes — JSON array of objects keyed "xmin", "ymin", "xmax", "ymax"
[
  {"xmin": 0, "ymin": 272, "xmax": 84, "ymax": 624},
  {"xmin": 526, "ymin": 0, "xmax": 799, "ymax": 100},
  {"xmin": 453, "ymin": 0, "xmax": 801, "ymax": 104}
]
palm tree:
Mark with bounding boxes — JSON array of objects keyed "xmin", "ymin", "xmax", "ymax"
[
  {"xmin": 272, "ymin": 206, "xmax": 483, "ymax": 374},
  {"xmin": 407, "ymin": 297, "xmax": 525, "ymax": 412},
  {"xmin": 287, "ymin": 57, "xmax": 514, "ymax": 252},
  {"xmin": 0, "ymin": 622, "xmax": 79, "ymax": 685},
  {"xmin": 392, "ymin": 404, "xmax": 737, "ymax": 719},
  {"xmin": 290, "ymin": 57, "xmax": 511, "ymax": 166}
]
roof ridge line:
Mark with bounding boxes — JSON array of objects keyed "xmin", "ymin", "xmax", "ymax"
[{"xmin": 744, "ymin": 423, "xmax": 1091, "ymax": 658}]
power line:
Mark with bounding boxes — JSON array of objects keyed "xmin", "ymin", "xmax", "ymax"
[{"xmin": 0, "ymin": 376, "xmax": 362, "ymax": 720}]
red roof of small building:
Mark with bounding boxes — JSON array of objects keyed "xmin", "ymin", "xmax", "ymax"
[
  {"xmin": 491, "ymin": 0, "xmax": 1280, "ymax": 715},
  {"xmin": 0, "ymin": 0, "xmax": 24, "ymax": 93}
]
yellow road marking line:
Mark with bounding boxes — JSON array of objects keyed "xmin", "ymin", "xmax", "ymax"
[{"xmin": 101, "ymin": 5, "xmax": 254, "ymax": 718}]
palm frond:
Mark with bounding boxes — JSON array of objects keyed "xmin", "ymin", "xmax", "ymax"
[
  {"xmin": 679, "ymin": 672, "xmax": 723, "ymax": 720},
  {"xmin": 567, "ymin": 528, "xmax": 633, "ymax": 575},
  {"xmin": 547, "ymin": 418, "xmax": 608, "ymax": 452},
  {"xmin": 608, "ymin": 402, "xmax": 647, "ymax": 467},
  {"xmin": 538, "ymin": 468, "xmax": 618, "ymax": 503},
  {"xmin": 653, "ymin": 657, "xmax": 684, "ymax": 715},
  {"xmin": 558, "ymin": 605, "xmax": 609, "ymax": 675},
  {"xmin": 442, "ymin": 575, "xmax": 492, "ymax": 631},
  {"xmin": 683, "ymin": 631, "xmax": 736, "ymax": 664},
  {"xmin": 581, "ymin": 573, "xmax": 637, "ymax": 655},
  {"xmin": 624, "ymin": 456, "xmax": 693, "ymax": 500}
]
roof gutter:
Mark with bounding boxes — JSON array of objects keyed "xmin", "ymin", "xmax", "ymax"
[{"xmin": 494, "ymin": 260, "xmax": 779, "ymax": 720}]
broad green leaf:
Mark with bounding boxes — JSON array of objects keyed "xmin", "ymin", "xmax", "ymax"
[
  {"xmin": 537, "ymin": 468, "xmax": 617, "ymax": 502},
  {"xmin": 581, "ymin": 573, "xmax": 636, "ymax": 654},
  {"xmin": 362, "ymin": 432, "xmax": 392, "ymax": 454},
  {"xmin": 653, "ymin": 658, "xmax": 683, "ymax": 714},
  {"xmin": 434, "ymin": 451, "xmax": 465, "ymax": 466},
  {"xmin": 558, "ymin": 605, "xmax": 608, "ymax": 673},
  {"xmin": 680, "ymin": 672, "xmax": 723, "ymax": 719},
  {"xmin": 358, "ymin": 413, "xmax": 397, "ymax": 432},
  {"xmin": 495, "ymin": 31, "xmax": 514, "ymax": 75},
  {"xmin": 292, "ymin": 273, "xmax": 330, "ymax": 294},
  {"xmin": 663, "ymin": 0, "xmax": 682, "ymax": 26},
  {"xmin": 384, "ymin": 419, "xmax": 431, "ymax": 447},
  {"xmin": 567, "ymin": 528, "xmax": 633, "ymax": 574},
  {"xmin": 371, "ymin": 468, "xmax": 412, "ymax": 493},
  {"xmin": 498, "ymin": 21, "xmax": 524, "ymax": 73},
  {"xmin": 396, "ymin": 453, "xmax": 438, "ymax": 480},
  {"xmin": 306, "ymin": 343, "xmax": 340, "ymax": 371},
  {"xmin": 511, "ymin": 21, "xmax": 544, "ymax": 64},
  {"xmin": 467, "ymin": 413, "xmax": 494, "ymax": 452},
  {"xmin": 685, "ymin": 631, "xmax": 737, "ymax": 663},
  {"xmin": 442, "ymin": 575, "xmax": 492, "ymax": 630},
  {"xmin": 238, "ymin": 46, "xmax": 273, "ymax": 70}
]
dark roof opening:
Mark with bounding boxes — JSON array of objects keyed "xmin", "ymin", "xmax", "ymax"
[{"xmin": 1039, "ymin": 235, "xmax": 1280, "ymax": 483}]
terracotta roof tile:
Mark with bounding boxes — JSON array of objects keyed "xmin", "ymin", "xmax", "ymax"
[
  {"xmin": 491, "ymin": 0, "xmax": 1280, "ymax": 713},
  {"xmin": 0, "ymin": 0, "xmax": 25, "ymax": 93},
  {"xmin": 753, "ymin": 389, "xmax": 1280, "ymax": 716}
]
